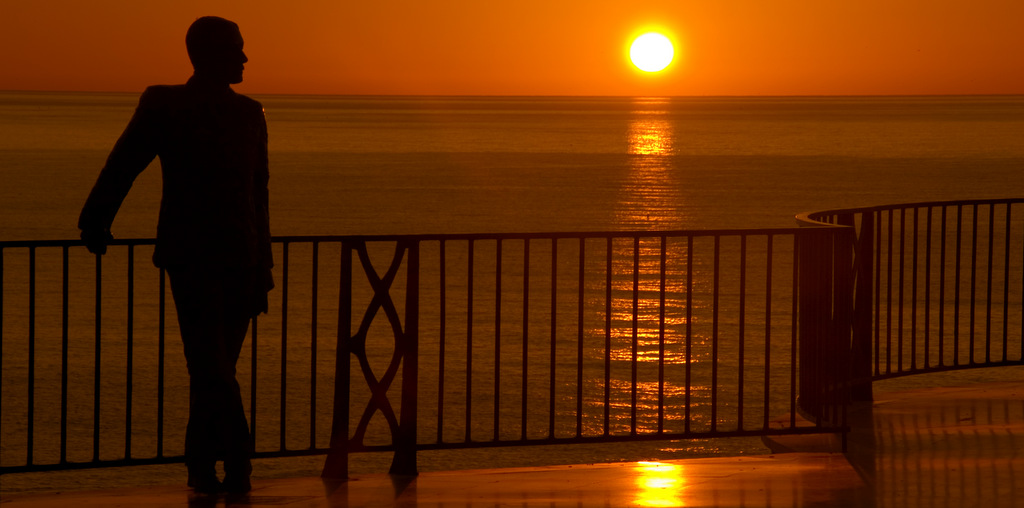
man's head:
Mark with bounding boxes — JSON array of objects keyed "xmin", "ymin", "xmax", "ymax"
[{"xmin": 185, "ymin": 16, "xmax": 247, "ymax": 85}]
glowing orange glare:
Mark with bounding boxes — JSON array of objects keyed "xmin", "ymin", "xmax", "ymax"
[
  {"xmin": 630, "ymin": 33, "xmax": 674, "ymax": 72},
  {"xmin": 634, "ymin": 461, "xmax": 687, "ymax": 507}
]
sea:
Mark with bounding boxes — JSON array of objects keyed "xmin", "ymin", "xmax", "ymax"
[{"xmin": 1, "ymin": 92, "xmax": 1023, "ymax": 494}]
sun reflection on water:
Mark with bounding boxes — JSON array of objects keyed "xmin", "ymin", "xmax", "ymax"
[
  {"xmin": 629, "ymin": 116, "xmax": 674, "ymax": 156},
  {"xmin": 588, "ymin": 236, "xmax": 708, "ymax": 366},
  {"xmin": 581, "ymin": 380, "xmax": 714, "ymax": 435},
  {"xmin": 618, "ymin": 102, "xmax": 684, "ymax": 231}
]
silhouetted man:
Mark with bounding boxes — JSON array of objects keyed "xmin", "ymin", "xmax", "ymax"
[{"xmin": 78, "ymin": 16, "xmax": 272, "ymax": 494}]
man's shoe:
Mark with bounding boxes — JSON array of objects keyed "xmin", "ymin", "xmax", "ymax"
[
  {"xmin": 223, "ymin": 458, "xmax": 252, "ymax": 494},
  {"xmin": 187, "ymin": 474, "xmax": 222, "ymax": 495},
  {"xmin": 222, "ymin": 475, "xmax": 251, "ymax": 494}
]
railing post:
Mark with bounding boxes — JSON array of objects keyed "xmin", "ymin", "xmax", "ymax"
[
  {"xmin": 797, "ymin": 230, "xmax": 824, "ymax": 419},
  {"xmin": 831, "ymin": 226, "xmax": 855, "ymax": 449},
  {"xmin": 322, "ymin": 241, "xmax": 353, "ymax": 480},
  {"xmin": 846, "ymin": 211, "xmax": 874, "ymax": 401},
  {"xmin": 797, "ymin": 217, "xmax": 860, "ymax": 430},
  {"xmin": 389, "ymin": 241, "xmax": 419, "ymax": 476}
]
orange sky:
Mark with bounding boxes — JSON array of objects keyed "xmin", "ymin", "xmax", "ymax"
[{"xmin": 3, "ymin": 0, "xmax": 1023, "ymax": 96}]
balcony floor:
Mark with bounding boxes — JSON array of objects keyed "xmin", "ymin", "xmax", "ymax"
[{"xmin": 3, "ymin": 377, "xmax": 1022, "ymax": 507}]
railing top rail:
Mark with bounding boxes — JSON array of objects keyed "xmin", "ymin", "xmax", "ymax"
[
  {"xmin": 272, "ymin": 227, "xmax": 838, "ymax": 243},
  {"xmin": 0, "ymin": 238, "xmax": 158, "ymax": 249},
  {"xmin": 797, "ymin": 196, "xmax": 1024, "ymax": 226},
  {"xmin": 0, "ymin": 226, "xmax": 843, "ymax": 249}
]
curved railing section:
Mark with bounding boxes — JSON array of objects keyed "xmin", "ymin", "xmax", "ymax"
[{"xmin": 798, "ymin": 198, "xmax": 1024, "ymax": 399}]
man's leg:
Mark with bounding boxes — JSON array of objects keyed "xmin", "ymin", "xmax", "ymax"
[
  {"xmin": 220, "ymin": 299, "xmax": 254, "ymax": 493},
  {"xmin": 169, "ymin": 267, "xmax": 254, "ymax": 493}
]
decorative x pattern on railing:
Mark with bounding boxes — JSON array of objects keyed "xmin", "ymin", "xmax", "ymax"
[
  {"xmin": 323, "ymin": 239, "xmax": 419, "ymax": 479},
  {"xmin": 349, "ymin": 241, "xmax": 407, "ymax": 446}
]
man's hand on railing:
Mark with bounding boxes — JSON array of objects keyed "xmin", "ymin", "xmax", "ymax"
[{"xmin": 81, "ymin": 228, "xmax": 113, "ymax": 255}]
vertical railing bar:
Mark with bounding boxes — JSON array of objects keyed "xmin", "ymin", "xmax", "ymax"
[
  {"xmin": 790, "ymin": 234, "xmax": 799, "ymax": 428},
  {"xmin": 631, "ymin": 236, "xmax": 639, "ymax": 435},
  {"xmin": 322, "ymin": 242, "xmax": 351, "ymax": 478},
  {"xmin": 280, "ymin": 241, "xmax": 289, "ymax": 451},
  {"xmin": 924, "ymin": 206, "xmax": 933, "ymax": 369},
  {"xmin": 466, "ymin": 239, "xmax": 474, "ymax": 443},
  {"xmin": 576, "ymin": 237, "xmax": 585, "ymax": 438},
  {"xmin": 310, "ymin": 241, "xmax": 319, "ymax": 449},
  {"xmin": 910, "ymin": 208, "xmax": 919, "ymax": 370},
  {"xmin": 711, "ymin": 235, "xmax": 720, "ymax": 433},
  {"xmin": 885, "ymin": 209, "xmax": 894, "ymax": 375},
  {"xmin": 494, "ymin": 239, "xmax": 502, "ymax": 441},
  {"xmin": 60, "ymin": 246, "xmax": 69, "ymax": 464},
  {"xmin": 125, "ymin": 244, "xmax": 134, "ymax": 458},
  {"xmin": 826, "ymin": 230, "xmax": 845, "ymax": 422},
  {"xmin": 27, "ymin": 247, "xmax": 37, "ymax": 466},
  {"xmin": 812, "ymin": 231, "xmax": 823, "ymax": 427},
  {"xmin": 816, "ymin": 230, "xmax": 829, "ymax": 428},
  {"xmin": 762, "ymin": 235, "xmax": 773, "ymax": 430},
  {"xmin": 954, "ymin": 205, "xmax": 963, "ymax": 365},
  {"xmin": 836, "ymin": 228, "xmax": 851, "ymax": 428},
  {"xmin": 985, "ymin": 204, "xmax": 995, "ymax": 363},
  {"xmin": 685, "ymin": 236, "xmax": 693, "ymax": 434},
  {"xmin": 437, "ymin": 240, "xmax": 446, "ymax": 443},
  {"xmin": 1002, "ymin": 204, "xmax": 1011, "ymax": 362},
  {"xmin": 874, "ymin": 210, "xmax": 882, "ymax": 376},
  {"xmin": 396, "ymin": 240, "xmax": 420, "ymax": 475},
  {"xmin": 658, "ymin": 235, "xmax": 667, "ymax": 434},
  {"xmin": 92, "ymin": 250, "xmax": 101, "ymax": 462},
  {"xmin": 819, "ymin": 230, "xmax": 828, "ymax": 427},
  {"xmin": 969, "ymin": 204, "xmax": 978, "ymax": 365},
  {"xmin": 938, "ymin": 206, "xmax": 948, "ymax": 367},
  {"xmin": 521, "ymin": 239, "xmax": 530, "ymax": 441},
  {"xmin": 157, "ymin": 268, "xmax": 166, "ymax": 457},
  {"xmin": 837, "ymin": 227, "xmax": 853, "ymax": 448},
  {"xmin": 549, "ymin": 239, "xmax": 558, "ymax": 438},
  {"xmin": 0, "ymin": 247, "xmax": 3, "ymax": 433},
  {"xmin": 897, "ymin": 208, "xmax": 905, "ymax": 373},
  {"xmin": 737, "ymin": 235, "xmax": 747, "ymax": 430},
  {"xmin": 849, "ymin": 211, "xmax": 875, "ymax": 403},
  {"xmin": 604, "ymin": 237, "xmax": 612, "ymax": 436}
]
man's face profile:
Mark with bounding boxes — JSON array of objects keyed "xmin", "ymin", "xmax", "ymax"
[
  {"xmin": 213, "ymin": 28, "xmax": 247, "ymax": 84},
  {"xmin": 187, "ymin": 17, "xmax": 248, "ymax": 85}
]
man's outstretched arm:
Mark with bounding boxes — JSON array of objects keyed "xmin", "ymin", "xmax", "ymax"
[{"xmin": 78, "ymin": 89, "xmax": 161, "ymax": 254}]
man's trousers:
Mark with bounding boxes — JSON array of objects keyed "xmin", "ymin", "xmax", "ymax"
[{"xmin": 169, "ymin": 266, "xmax": 258, "ymax": 477}]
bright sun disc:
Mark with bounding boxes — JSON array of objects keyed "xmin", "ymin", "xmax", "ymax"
[{"xmin": 630, "ymin": 32, "xmax": 674, "ymax": 72}]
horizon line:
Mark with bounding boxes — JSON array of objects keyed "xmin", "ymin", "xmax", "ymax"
[{"xmin": 2, "ymin": 88, "xmax": 1024, "ymax": 100}]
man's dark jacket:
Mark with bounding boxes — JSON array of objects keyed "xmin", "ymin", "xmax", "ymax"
[{"xmin": 79, "ymin": 78, "xmax": 273, "ymax": 273}]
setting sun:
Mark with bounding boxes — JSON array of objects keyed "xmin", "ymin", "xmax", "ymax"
[{"xmin": 630, "ymin": 32, "xmax": 674, "ymax": 73}]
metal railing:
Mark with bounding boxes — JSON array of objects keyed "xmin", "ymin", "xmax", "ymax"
[
  {"xmin": 321, "ymin": 229, "xmax": 851, "ymax": 477},
  {"xmin": 0, "ymin": 238, "xmax": 336, "ymax": 473},
  {"xmin": 4, "ymin": 199, "xmax": 1019, "ymax": 478},
  {"xmin": 799, "ymin": 198, "xmax": 1024, "ymax": 400},
  {"xmin": 0, "ymin": 226, "xmax": 851, "ymax": 476}
]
